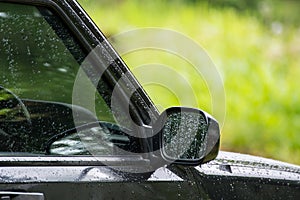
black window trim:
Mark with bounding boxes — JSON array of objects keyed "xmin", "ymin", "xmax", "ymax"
[{"xmin": 0, "ymin": 155, "xmax": 150, "ymax": 166}]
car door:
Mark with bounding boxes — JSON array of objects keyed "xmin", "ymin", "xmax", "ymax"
[{"xmin": 0, "ymin": 1, "xmax": 203, "ymax": 199}]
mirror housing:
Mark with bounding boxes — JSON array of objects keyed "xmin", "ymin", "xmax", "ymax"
[{"xmin": 154, "ymin": 107, "xmax": 220, "ymax": 165}]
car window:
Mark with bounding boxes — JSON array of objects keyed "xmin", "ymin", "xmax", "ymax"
[{"xmin": 0, "ymin": 3, "xmax": 139, "ymax": 156}]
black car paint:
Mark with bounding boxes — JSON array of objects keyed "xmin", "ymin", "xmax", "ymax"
[
  {"xmin": 0, "ymin": 0, "xmax": 299, "ymax": 199},
  {"xmin": 195, "ymin": 152, "xmax": 300, "ymax": 199},
  {"xmin": 0, "ymin": 152, "xmax": 299, "ymax": 199}
]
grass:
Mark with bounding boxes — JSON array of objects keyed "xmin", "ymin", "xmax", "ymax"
[{"xmin": 78, "ymin": 0, "xmax": 300, "ymax": 165}]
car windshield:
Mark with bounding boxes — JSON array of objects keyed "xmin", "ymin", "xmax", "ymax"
[{"xmin": 0, "ymin": 3, "xmax": 139, "ymax": 155}]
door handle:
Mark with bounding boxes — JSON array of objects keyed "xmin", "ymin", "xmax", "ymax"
[{"xmin": 0, "ymin": 192, "xmax": 44, "ymax": 200}]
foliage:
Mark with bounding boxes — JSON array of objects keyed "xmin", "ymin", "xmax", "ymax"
[{"xmin": 78, "ymin": 0, "xmax": 300, "ymax": 164}]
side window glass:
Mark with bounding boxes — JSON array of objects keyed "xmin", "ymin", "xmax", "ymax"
[{"xmin": 0, "ymin": 3, "xmax": 137, "ymax": 156}]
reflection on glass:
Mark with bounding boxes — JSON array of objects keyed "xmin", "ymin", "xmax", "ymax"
[{"xmin": 49, "ymin": 125, "xmax": 132, "ymax": 156}]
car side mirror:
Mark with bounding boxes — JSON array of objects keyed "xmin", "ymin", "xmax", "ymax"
[{"xmin": 155, "ymin": 107, "xmax": 220, "ymax": 165}]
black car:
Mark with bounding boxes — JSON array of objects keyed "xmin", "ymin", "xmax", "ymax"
[{"xmin": 0, "ymin": 0, "xmax": 299, "ymax": 199}]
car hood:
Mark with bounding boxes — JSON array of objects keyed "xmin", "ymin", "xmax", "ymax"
[{"xmin": 195, "ymin": 151, "xmax": 300, "ymax": 181}]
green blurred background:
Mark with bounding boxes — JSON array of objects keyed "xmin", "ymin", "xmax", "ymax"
[{"xmin": 77, "ymin": 0, "xmax": 300, "ymax": 165}]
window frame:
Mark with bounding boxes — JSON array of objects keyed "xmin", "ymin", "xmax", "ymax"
[{"xmin": 0, "ymin": 0, "xmax": 157, "ymax": 165}]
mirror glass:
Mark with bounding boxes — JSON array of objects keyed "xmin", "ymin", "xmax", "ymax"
[{"xmin": 161, "ymin": 109, "xmax": 208, "ymax": 160}]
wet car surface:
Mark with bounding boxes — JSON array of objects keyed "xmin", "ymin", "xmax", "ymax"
[{"xmin": 0, "ymin": 0, "xmax": 299, "ymax": 199}]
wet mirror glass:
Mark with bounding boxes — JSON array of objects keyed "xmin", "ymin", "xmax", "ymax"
[{"xmin": 161, "ymin": 108, "xmax": 208, "ymax": 161}]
